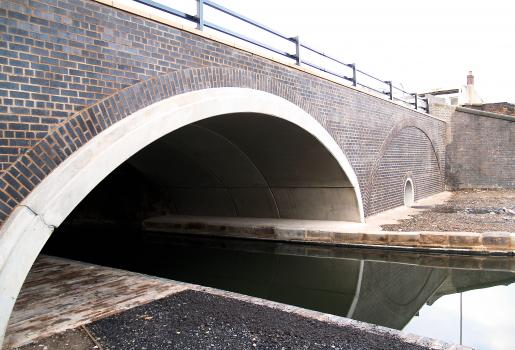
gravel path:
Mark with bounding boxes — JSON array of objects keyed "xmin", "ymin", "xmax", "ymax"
[
  {"xmin": 15, "ymin": 328, "xmax": 97, "ymax": 350},
  {"xmin": 87, "ymin": 290, "xmax": 430, "ymax": 350},
  {"xmin": 382, "ymin": 189, "xmax": 515, "ymax": 232}
]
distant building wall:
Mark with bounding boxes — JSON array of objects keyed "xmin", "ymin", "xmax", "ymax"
[
  {"xmin": 465, "ymin": 103, "xmax": 515, "ymax": 117},
  {"xmin": 446, "ymin": 107, "xmax": 515, "ymax": 189}
]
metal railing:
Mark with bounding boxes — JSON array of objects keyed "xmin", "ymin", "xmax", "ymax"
[{"xmin": 133, "ymin": 0, "xmax": 429, "ymax": 113}]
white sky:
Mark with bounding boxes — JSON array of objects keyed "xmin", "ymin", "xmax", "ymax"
[{"xmin": 166, "ymin": 0, "xmax": 515, "ymax": 103}]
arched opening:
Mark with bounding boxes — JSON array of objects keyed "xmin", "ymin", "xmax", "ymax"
[
  {"xmin": 0, "ymin": 88, "xmax": 363, "ymax": 343},
  {"xmin": 83, "ymin": 112, "xmax": 357, "ymax": 221},
  {"xmin": 404, "ymin": 179, "xmax": 414, "ymax": 207},
  {"xmin": 42, "ymin": 111, "xmax": 361, "ymax": 267}
]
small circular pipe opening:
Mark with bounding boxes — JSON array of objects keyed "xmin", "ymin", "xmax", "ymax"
[{"xmin": 404, "ymin": 178, "xmax": 414, "ymax": 207}]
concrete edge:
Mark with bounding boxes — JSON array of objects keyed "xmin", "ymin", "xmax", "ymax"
[
  {"xmin": 90, "ymin": 0, "xmax": 447, "ymax": 123},
  {"xmin": 456, "ymin": 106, "xmax": 515, "ymax": 122},
  {"xmin": 143, "ymin": 219, "xmax": 515, "ymax": 255},
  {"xmin": 143, "ymin": 231, "xmax": 515, "ymax": 272},
  {"xmin": 38, "ymin": 256, "xmax": 472, "ymax": 350}
]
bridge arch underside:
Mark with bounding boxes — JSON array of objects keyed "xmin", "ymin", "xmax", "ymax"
[
  {"xmin": 0, "ymin": 88, "xmax": 364, "ymax": 343},
  {"xmin": 73, "ymin": 112, "xmax": 360, "ymax": 223}
]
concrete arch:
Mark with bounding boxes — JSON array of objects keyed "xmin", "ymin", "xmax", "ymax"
[
  {"xmin": 0, "ymin": 87, "xmax": 364, "ymax": 344},
  {"xmin": 364, "ymin": 123, "xmax": 443, "ymax": 215},
  {"xmin": 128, "ymin": 114, "xmax": 359, "ymax": 220}
]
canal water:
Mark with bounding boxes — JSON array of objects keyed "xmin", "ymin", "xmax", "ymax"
[{"xmin": 44, "ymin": 229, "xmax": 515, "ymax": 349}]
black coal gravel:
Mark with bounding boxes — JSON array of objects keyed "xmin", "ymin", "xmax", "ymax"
[{"xmin": 88, "ymin": 290, "xmax": 430, "ymax": 350}]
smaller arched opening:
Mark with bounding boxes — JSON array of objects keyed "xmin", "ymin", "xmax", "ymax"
[
  {"xmin": 366, "ymin": 125, "xmax": 443, "ymax": 216},
  {"xmin": 404, "ymin": 178, "xmax": 414, "ymax": 207}
]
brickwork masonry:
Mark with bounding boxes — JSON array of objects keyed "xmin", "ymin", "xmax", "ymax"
[
  {"xmin": 446, "ymin": 107, "xmax": 515, "ymax": 189},
  {"xmin": 0, "ymin": 0, "xmax": 446, "ymax": 223}
]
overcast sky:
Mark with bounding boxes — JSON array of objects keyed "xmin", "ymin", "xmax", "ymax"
[{"xmin": 169, "ymin": 0, "xmax": 514, "ymax": 103}]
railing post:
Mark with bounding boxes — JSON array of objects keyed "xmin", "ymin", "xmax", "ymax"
[
  {"xmin": 413, "ymin": 93, "xmax": 418, "ymax": 110},
  {"xmin": 294, "ymin": 36, "xmax": 301, "ymax": 65},
  {"xmin": 351, "ymin": 64, "xmax": 357, "ymax": 86},
  {"xmin": 385, "ymin": 81, "xmax": 393, "ymax": 100},
  {"xmin": 424, "ymin": 98, "xmax": 429, "ymax": 113},
  {"xmin": 197, "ymin": 0, "xmax": 204, "ymax": 30}
]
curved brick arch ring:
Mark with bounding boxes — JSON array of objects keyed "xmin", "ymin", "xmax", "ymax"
[
  {"xmin": 0, "ymin": 67, "xmax": 364, "ymax": 343},
  {"xmin": 363, "ymin": 121, "xmax": 444, "ymax": 213}
]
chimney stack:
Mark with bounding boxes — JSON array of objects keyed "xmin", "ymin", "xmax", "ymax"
[{"xmin": 467, "ymin": 71, "xmax": 474, "ymax": 86}]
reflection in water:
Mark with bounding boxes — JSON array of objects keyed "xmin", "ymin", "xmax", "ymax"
[
  {"xmin": 405, "ymin": 285, "xmax": 515, "ymax": 350},
  {"xmin": 44, "ymin": 230, "xmax": 515, "ymax": 349}
]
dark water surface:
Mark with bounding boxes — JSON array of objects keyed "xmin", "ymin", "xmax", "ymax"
[{"xmin": 44, "ymin": 228, "xmax": 515, "ymax": 349}]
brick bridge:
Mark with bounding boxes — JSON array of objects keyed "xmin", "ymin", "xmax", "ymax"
[{"xmin": 0, "ymin": 0, "xmax": 461, "ymax": 343}]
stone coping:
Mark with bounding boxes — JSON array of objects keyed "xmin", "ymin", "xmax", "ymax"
[
  {"xmin": 456, "ymin": 106, "xmax": 515, "ymax": 122},
  {"xmin": 144, "ymin": 230, "xmax": 515, "ymax": 272},
  {"xmin": 143, "ymin": 215, "xmax": 515, "ymax": 255}
]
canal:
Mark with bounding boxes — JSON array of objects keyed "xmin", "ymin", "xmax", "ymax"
[{"xmin": 41, "ymin": 225, "xmax": 515, "ymax": 350}]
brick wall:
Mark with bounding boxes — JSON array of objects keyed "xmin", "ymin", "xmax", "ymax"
[
  {"xmin": 367, "ymin": 127, "xmax": 443, "ymax": 215},
  {"xmin": 446, "ymin": 110, "xmax": 515, "ymax": 189},
  {"xmin": 0, "ymin": 0, "xmax": 446, "ymax": 222}
]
